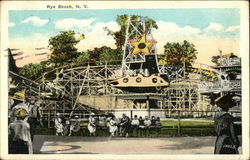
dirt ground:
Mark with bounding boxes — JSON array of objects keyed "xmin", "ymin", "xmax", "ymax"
[{"xmin": 32, "ymin": 135, "xmax": 242, "ymax": 154}]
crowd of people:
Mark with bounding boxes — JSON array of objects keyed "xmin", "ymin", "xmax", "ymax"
[
  {"xmin": 8, "ymin": 91, "xmax": 240, "ymax": 154},
  {"xmin": 54, "ymin": 113, "xmax": 81, "ymax": 136},
  {"xmin": 94, "ymin": 113, "xmax": 163, "ymax": 137},
  {"xmin": 54, "ymin": 112, "xmax": 162, "ymax": 138},
  {"xmin": 109, "ymin": 114, "xmax": 162, "ymax": 137},
  {"xmin": 92, "ymin": 113, "xmax": 162, "ymax": 137},
  {"xmin": 53, "ymin": 93, "xmax": 241, "ymax": 154}
]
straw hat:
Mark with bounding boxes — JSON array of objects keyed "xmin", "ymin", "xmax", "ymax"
[
  {"xmin": 10, "ymin": 91, "xmax": 25, "ymax": 102},
  {"xmin": 215, "ymin": 94, "xmax": 236, "ymax": 109}
]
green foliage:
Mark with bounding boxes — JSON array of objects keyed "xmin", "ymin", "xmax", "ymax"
[
  {"xmin": 106, "ymin": 15, "xmax": 158, "ymax": 49},
  {"xmin": 161, "ymin": 120, "xmax": 214, "ymax": 127},
  {"xmin": 75, "ymin": 51, "xmax": 90, "ymax": 66},
  {"xmin": 19, "ymin": 63, "xmax": 46, "ymax": 80},
  {"xmin": 88, "ymin": 46, "xmax": 123, "ymax": 65},
  {"xmin": 160, "ymin": 40, "xmax": 198, "ymax": 75},
  {"xmin": 60, "ymin": 46, "xmax": 123, "ymax": 66},
  {"xmin": 98, "ymin": 47, "xmax": 123, "ymax": 65},
  {"xmin": 49, "ymin": 30, "xmax": 83, "ymax": 63},
  {"xmin": 19, "ymin": 46, "xmax": 122, "ymax": 81}
]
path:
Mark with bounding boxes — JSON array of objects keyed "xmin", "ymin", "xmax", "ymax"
[{"xmin": 33, "ymin": 135, "xmax": 227, "ymax": 154}]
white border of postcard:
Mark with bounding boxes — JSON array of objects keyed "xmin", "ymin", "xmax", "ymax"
[{"xmin": 0, "ymin": 1, "xmax": 249, "ymax": 160}]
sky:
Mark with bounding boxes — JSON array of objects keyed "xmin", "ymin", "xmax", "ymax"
[{"xmin": 8, "ymin": 9, "xmax": 240, "ymax": 67}]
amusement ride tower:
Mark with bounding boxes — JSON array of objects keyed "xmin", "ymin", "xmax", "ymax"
[{"xmin": 111, "ymin": 16, "xmax": 169, "ymax": 92}]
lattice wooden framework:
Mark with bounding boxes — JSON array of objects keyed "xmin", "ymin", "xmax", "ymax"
[
  {"xmin": 161, "ymin": 80, "xmax": 212, "ymax": 111},
  {"xmin": 10, "ymin": 62, "xmax": 228, "ymax": 114}
]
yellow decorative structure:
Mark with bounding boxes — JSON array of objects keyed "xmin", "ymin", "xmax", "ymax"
[{"xmin": 130, "ymin": 34, "xmax": 156, "ymax": 56}]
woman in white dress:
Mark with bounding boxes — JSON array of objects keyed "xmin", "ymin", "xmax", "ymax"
[
  {"xmin": 108, "ymin": 115, "xmax": 118, "ymax": 137},
  {"xmin": 88, "ymin": 113, "xmax": 96, "ymax": 136},
  {"xmin": 55, "ymin": 113, "xmax": 64, "ymax": 136}
]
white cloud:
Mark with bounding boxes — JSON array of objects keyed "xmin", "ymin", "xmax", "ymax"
[
  {"xmin": 104, "ymin": 21, "xmax": 120, "ymax": 32},
  {"xmin": 152, "ymin": 21, "xmax": 201, "ymax": 54},
  {"xmin": 8, "ymin": 22, "xmax": 15, "ymax": 27},
  {"xmin": 55, "ymin": 18, "xmax": 95, "ymax": 31},
  {"xmin": 224, "ymin": 25, "xmax": 240, "ymax": 32},
  {"xmin": 21, "ymin": 16, "xmax": 49, "ymax": 26},
  {"xmin": 155, "ymin": 21, "xmax": 201, "ymax": 36},
  {"xmin": 11, "ymin": 19, "xmax": 239, "ymax": 67},
  {"xmin": 76, "ymin": 21, "xmax": 120, "ymax": 50},
  {"xmin": 204, "ymin": 22, "xmax": 224, "ymax": 32}
]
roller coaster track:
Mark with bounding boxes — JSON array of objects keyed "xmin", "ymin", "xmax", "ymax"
[
  {"xmin": 9, "ymin": 59, "xmax": 240, "ymax": 113},
  {"xmin": 9, "ymin": 70, "xmax": 106, "ymax": 116}
]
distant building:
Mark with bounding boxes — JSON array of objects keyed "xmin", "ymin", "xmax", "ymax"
[
  {"xmin": 213, "ymin": 56, "xmax": 241, "ymax": 111},
  {"xmin": 199, "ymin": 55, "xmax": 241, "ymax": 112}
]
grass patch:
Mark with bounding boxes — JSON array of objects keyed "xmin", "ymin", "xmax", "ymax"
[
  {"xmin": 161, "ymin": 120, "xmax": 214, "ymax": 128},
  {"xmin": 36, "ymin": 119, "xmax": 240, "ymax": 137}
]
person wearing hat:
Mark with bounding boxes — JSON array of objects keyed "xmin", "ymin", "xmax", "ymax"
[
  {"xmin": 55, "ymin": 113, "xmax": 64, "ymax": 136},
  {"xmin": 108, "ymin": 114, "xmax": 118, "ymax": 137},
  {"xmin": 63, "ymin": 118, "xmax": 71, "ymax": 136},
  {"xmin": 214, "ymin": 94, "xmax": 240, "ymax": 154},
  {"xmin": 9, "ymin": 91, "xmax": 28, "ymax": 123},
  {"xmin": 138, "ymin": 116, "xmax": 145, "ymax": 136},
  {"xmin": 119, "ymin": 113, "xmax": 130, "ymax": 137},
  {"xmin": 88, "ymin": 113, "xmax": 97, "ymax": 136},
  {"xmin": 27, "ymin": 98, "xmax": 42, "ymax": 141},
  {"xmin": 69, "ymin": 116, "xmax": 80, "ymax": 136},
  {"xmin": 8, "ymin": 106, "xmax": 33, "ymax": 154}
]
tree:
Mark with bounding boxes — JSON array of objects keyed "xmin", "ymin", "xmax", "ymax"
[
  {"xmin": 49, "ymin": 31, "xmax": 84, "ymax": 64},
  {"xmin": 87, "ymin": 46, "xmax": 123, "ymax": 65},
  {"xmin": 99, "ymin": 47, "xmax": 123, "ymax": 65},
  {"xmin": 105, "ymin": 15, "xmax": 158, "ymax": 49},
  {"xmin": 74, "ymin": 51, "xmax": 90, "ymax": 66},
  {"xmin": 19, "ymin": 63, "xmax": 46, "ymax": 80},
  {"xmin": 159, "ymin": 40, "xmax": 198, "ymax": 74}
]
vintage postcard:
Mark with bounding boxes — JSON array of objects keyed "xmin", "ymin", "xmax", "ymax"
[{"xmin": 0, "ymin": 1, "xmax": 249, "ymax": 160}]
